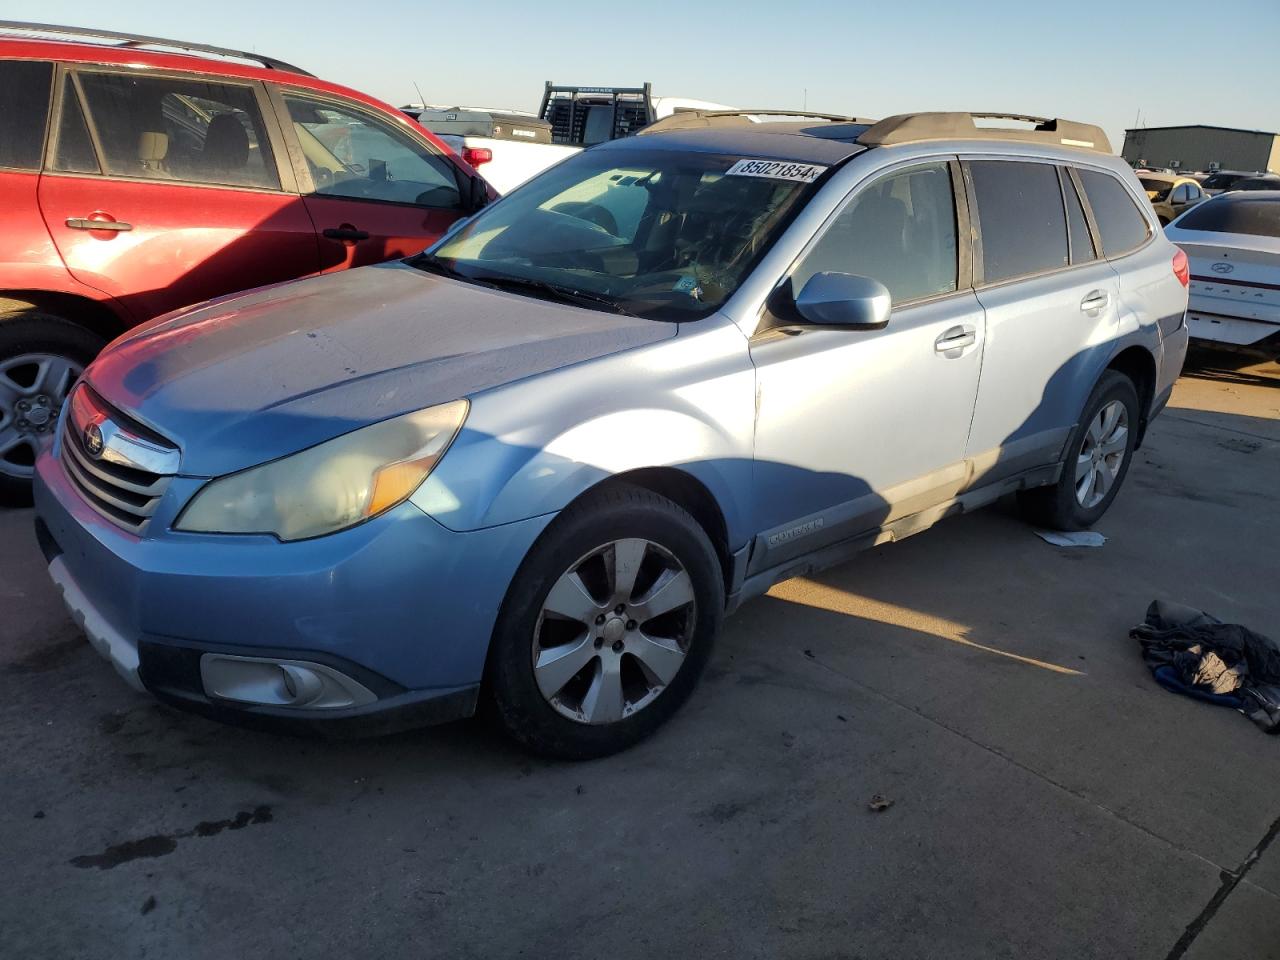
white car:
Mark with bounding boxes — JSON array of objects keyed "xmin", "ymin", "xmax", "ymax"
[
  {"xmin": 1165, "ymin": 191, "xmax": 1280, "ymax": 356},
  {"xmin": 405, "ymin": 85, "xmax": 736, "ymax": 193}
]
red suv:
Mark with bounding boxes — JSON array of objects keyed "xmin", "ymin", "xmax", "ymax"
[{"xmin": 0, "ymin": 23, "xmax": 489, "ymax": 497}]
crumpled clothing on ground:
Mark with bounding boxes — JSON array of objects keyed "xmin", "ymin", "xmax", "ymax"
[{"xmin": 1131, "ymin": 599, "xmax": 1280, "ymax": 734}]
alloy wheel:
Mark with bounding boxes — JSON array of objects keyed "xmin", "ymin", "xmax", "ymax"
[
  {"xmin": 0, "ymin": 353, "xmax": 82, "ymax": 480},
  {"xmin": 1075, "ymin": 399, "xmax": 1129, "ymax": 509},
  {"xmin": 532, "ymin": 538, "xmax": 697, "ymax": 725}
]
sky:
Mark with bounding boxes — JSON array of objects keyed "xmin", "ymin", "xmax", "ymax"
[{"xmin": 6, "ymin": 0, "xmax": 1278, "ymax": 151}]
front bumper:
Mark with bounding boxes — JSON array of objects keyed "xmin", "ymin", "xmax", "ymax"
[{"xmin": 34, "ymin": 447, "xmax": 553, "ymax": 734}]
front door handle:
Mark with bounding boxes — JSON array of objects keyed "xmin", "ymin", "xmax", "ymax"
[
  {"xmin": 323, "ymin": 226, "xmax": 370, "ymax": 242},
  {"xmin": 934, "ymin": 325, "xmax": 976, "ymax": 354},
  {"xmin": 66, "ymin": 217, "xmax": 132, "ymax": 232},
  {"xmin": 1080, "ymin": 290, "xmax": 1110, "ymax": 312}
]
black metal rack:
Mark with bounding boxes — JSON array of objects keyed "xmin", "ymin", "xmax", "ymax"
[{"xmin": 537, "ymin": 82, "xmax": 655, "ymax": 146}]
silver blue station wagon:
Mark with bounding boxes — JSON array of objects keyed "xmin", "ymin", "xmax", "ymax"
[{"xmin": 34, "ymin": 111, "xmax": 1189, "ymax": 757}]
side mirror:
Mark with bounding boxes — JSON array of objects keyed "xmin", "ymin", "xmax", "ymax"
[
  {"xmin": 467, "ymin": 175, "xmax": 491, "ymax": 213},
  {"xmin": 793, "ymin": 272, "xmax": 892, "ymax": 329}
]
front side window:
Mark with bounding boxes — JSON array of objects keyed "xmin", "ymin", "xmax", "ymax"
[
  {"xmin": 73, "ymin": 71, "xmax": 279, "ymax": 189},
  {"xmin": 284, "ymin": 94, "xmax": 461, "ymax": 208},
  {"xmin": 969, "ymin": 160, "xmax": 1069, "ymax": 283},
  {"xmin": 791, "ymin": 161, "xmax": 958, "ymax": 304},
  {"xmin": 425, "ymin": 147, "xmax": 820, "ymax": 321},
  {"xmin": 1076, "ymin": 169, "xmax": 1152, "ymax": 257},
  {"xmin": 0, "ymin": 60, "xmax": 53, "ymax": 170}
]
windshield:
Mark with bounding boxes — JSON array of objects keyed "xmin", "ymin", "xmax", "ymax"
[
  {"xmin": 418, "ymin": 148, "xmax": 826, "ymax": 321},
  {"xmin": 1202, "ymin": 173, "xmax": 1245, "ymax": 190},
  {"xmin": 1140, "ymin": 177, "xmax": 1173, "ymax": 201}
]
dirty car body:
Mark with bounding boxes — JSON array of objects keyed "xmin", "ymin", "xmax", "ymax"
[{"xmin": 34, "ymin": 115, "xmax": 1190, "ymax": 755}]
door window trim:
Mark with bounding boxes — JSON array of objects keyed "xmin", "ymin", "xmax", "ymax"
[
  {"xmin": 0, "ymin": 57, "xmax": 55, "ymax": 173},
  {"xmin": 1063, "ymin": 162, "xmax": 1157, "ymax": 262},
  {"xmin": 267, "ymin": 83, "xmax": 467, "ymax": 208},
  {"xmin": 41, "ymin": 62, "xmax": 299, "ymax": 195},
  {"xmin": 1057, "ymin": 165, "xmax": 1099, "ymax": 265},
  {"xmin": 757, "ymin": 155, "xmax": 973, "ymax": 336}
]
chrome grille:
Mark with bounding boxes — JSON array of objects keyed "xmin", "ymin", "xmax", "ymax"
[{"xmin": 59, "ymin": 387, "xmax": 178, "ymax": 533}]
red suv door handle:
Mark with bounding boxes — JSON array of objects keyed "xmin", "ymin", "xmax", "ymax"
[
  {"xmin": 322, "ymin": 226, "xmax": 370, "ymax": 242},
  {"xmin": 66, "ymin": 217, "xmax": 132, "ymax": 232}
]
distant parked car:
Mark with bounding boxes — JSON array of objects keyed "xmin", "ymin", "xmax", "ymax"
[
  {"xmin": 1201, "ymin": 170, "xmax": 1261, "ymax": 195},
  {"xmin": 1229, "ymin": 174, "xmax": 1280, "ymax": 192},
  {"xmin": 1165, "ymin": 191, "xmax": 1280, "ymax": 357},
  {"xmin": 1138, "ymin": 172, "xmax": 1206, "ymax": 225},
  {"xmin": 0, "ymin": 21, "xmax": 490, "ymax": 497}
]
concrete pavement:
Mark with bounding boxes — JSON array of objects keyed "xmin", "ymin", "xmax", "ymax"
[{"xmin": 2, "ymin": 352, "xmax": 1278, "ymax": 959}]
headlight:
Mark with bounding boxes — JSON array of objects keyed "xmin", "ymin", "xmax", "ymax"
[{"xmin": 176, "ymin": 400, "xmax": 467, "ymax": 541}]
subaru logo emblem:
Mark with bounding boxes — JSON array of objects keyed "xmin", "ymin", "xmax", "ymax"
[
  {"xmin": 84, "ymin": 422, "xmax": 104, "ymax": 458},
  {"xmin": 1211, "ymin": 262, "xmax": 1234, "ymax": 274}
]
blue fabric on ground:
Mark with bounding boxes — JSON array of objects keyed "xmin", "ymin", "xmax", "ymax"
[{"xmin": 1152, "ymin": 665, "xmax": 1245, "ymax": 709}]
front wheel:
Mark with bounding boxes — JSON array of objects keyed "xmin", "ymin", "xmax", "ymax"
[
  {"xmin": 1017, "ymin": 370, "xmax": 1140, "ymax": 530},
  {"xmin": 485, "ymin": 484, "xmax": 724, "ymax": 760},
  {"xmin": 0, "ymin": 313, "xmax": 104, "ymax": 503}
]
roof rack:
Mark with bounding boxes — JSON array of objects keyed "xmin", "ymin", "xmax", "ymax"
[
  {"xmin": 639, "ymin": 109, "xmax": 876, "ymax": 135},
  {"xmin": 0, "ymin": 21, "xmax": 313, "ymax": 76},
  {"xmin": 857, "ymin": 112, "xmax": 1111, "ymax": 153}
]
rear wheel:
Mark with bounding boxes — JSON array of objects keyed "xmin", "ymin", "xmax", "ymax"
[
  {"xmin": 486, "ymin": 483, "xmax": 723, "ymax": 760},
  {"xmin": 1017, "ymin": 370, "xmax": 1140, "ymax": 530},
  {"xmin": 0, "ymin": 313, "xmax": 103, "ymax": 503}
]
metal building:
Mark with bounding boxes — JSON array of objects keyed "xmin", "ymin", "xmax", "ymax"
[{"xmin": 1121, "ymin": 125, "xmax": 1280, "ymax": 174}]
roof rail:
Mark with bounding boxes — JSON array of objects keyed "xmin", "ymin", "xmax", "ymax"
[
  {"xmin": 639, "ymin": 109, "xmax": 876, "ymax": 135},
  {"xmin": 0, "ymin": 21, "xmax": 313, "ymax": 76},
  {"xmin": 857, "ymin": 112, "xmax": 1112, "ymax": 154}
]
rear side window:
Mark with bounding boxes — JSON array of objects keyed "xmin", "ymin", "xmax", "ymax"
[
  {"xmin": 1061, "ymin": 169, "xmax": 1096, "ymax": 264},
  {"xmin": 1076, "ymin": 169, "xmax": 1151, "ymax": 257},
  {"xmin": 792, "ymin": 161, "xmax": 958, "ymax": 304},
  {"xmin": 1174, "ymin": 197, "xmax": 1280, "ymax": 238},
  {"xmin": 0, "ymin": 60, "xmax": 54, "ymax": 170},
  {"xmin": 969, "ymin": 160, "xmax": 1068, "ymax": 283},
  {"xmin": 72, "ymin": 71, "xmax": 279, "ymax": 190}
]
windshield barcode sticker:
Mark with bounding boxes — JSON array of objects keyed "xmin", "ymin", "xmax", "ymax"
[{"xmin": 725, "ymin": 159, "xmax": 828, "ymax": 183}]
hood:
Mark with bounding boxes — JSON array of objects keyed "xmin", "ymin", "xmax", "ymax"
[{"xmin": 85, "ymin": 262, "xmax": 673, "ymax": 476}]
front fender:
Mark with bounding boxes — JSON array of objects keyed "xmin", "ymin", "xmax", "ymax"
[{"xmin": 412, "ymin": 318, "xmax": 756, "ymax": 546}]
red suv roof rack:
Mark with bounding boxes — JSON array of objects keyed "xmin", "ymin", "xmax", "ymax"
[{"xmin": 0, "ymin": 20, "xmax": 313, "ymax": 76}]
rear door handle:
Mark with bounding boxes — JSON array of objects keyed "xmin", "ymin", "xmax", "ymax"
[
  {"xmin": 66, "ymin": 217, "xmax": 132, "ymax": 232},
  {"xmin": 934, "ymin": 325, "xmax": 976, "ymax": 354},
  {"xmin": 1080, "ymin": 290, "xmax": 1110, "ymax": 312},
  {"xmin": 323, "ymin": 227, "xmax": 370, "ymax": 242}
]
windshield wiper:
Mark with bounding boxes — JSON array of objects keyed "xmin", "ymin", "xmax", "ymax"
[
  {"xmin": 470, "ymin": 274, "xmax": 635, "ymax": 316},
  {"xmin": 407, "ymin": 253, "xmax": 477, "ymax": 283}
]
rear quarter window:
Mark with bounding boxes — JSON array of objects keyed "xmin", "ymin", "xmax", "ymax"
[
  {"xmin": 1174, "ymin": 198, "xmax": 1280, "ymax": 238},
  {"xmin": 1076, "ymin": 169, "xmax": 1152, "ymax": 257},
  {"xmin": 0, "ymin": 60, "xmax": 54, "ymax": 170}
]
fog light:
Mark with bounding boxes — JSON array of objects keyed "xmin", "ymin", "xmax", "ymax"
[{"xmin": 199, "ymin": 654, "xmax": 377, "ymax": 710}]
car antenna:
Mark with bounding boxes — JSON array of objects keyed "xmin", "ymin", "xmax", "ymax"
[{"xmin": 413, "ymin": 80, "xmax": 427, "ymax": 109}]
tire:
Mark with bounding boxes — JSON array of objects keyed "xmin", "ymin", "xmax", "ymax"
[
  {"xmin": 485, "ymin": 483, "xmax": 724, "ymax": 760},
  {"xmin": 1017, "ymin": 370, "xmax": 1140, "ymax": 531},
  {"xmin": 0, "ymin": 312, "xmax": 105, "ymax": 504}
]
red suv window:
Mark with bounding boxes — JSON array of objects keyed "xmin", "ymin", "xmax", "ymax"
[
  {"xmin": 0, "ymin": 59, "xmax": 54, "ymax": 170},
  {"xmin": 70, "ymin": 70, "xmax": 280, "ymax": 190}
]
